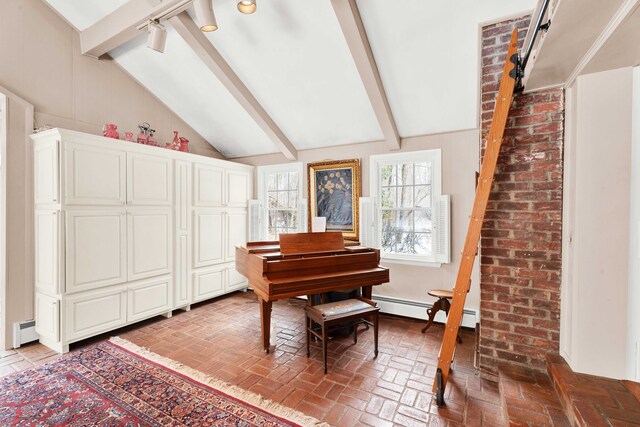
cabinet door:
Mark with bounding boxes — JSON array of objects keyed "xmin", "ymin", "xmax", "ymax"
[
  {"xmin": 128, "ymin": 209, "xmax": 172, "ymax": 281},
  {"xmin": 66, "ymin": 210, "xmax": 127, "ymax": 293},
  {"xmin": 174, "ymin": 234, "xmax": 191, "ymax": 308},
  {"xmin": 127, "ymin": 153, "xmax": 172, "ymax": 206},
  {"xmin": 35, "ymin": 210, "xmax": 60, "ymax": 295},
  {"xmin": 193, "ymin": 209, "xmax": 224, "ymax": 268},
  {"xmin": 35, "ymin": 293, "xmax": 59, "ymax": 342},
  {"xmin": 192, "ymin": 266, "xmax": 225, "ymax": 302},
  {"xmin": 226, "ymin": 169, "xmax": 251, "ymax": 208},
  {"xmin": 127, "ymin": 276, "xmax": 171, "ymax": 322},
  {"xmin": 193, "ymin": 163, "xmax": 223, "ymax": 206},
  {"xmin": 226, "ymin": 264, "xmax": 248, "ymax": 293},
  {"xmin": 64, "ymin": 142, "xmax": 126, "ymax": 205},
  {"xmin": 34, "ymin": 139, "xmax": 59, "ymax": 205},
  {"xmin": 65, "ymin": 288, "xmax": 127, "ymax": 342},
  {"xmin": 225, "ymin": 210, "xmax": 247, "ymax": 262}
]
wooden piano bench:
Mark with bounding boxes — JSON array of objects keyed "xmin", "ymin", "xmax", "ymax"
[{"xmin": 305, "ymin": 297, "xmax": 380, "ymax": 374}]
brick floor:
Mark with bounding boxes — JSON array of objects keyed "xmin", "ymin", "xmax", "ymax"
[
  {"xmin": 546, "ymin": 354, "xmax": 640, "ymax": 427},
  {"xmin": 2, "ymin": 291, "xmax": 507, "ymax": 426}
]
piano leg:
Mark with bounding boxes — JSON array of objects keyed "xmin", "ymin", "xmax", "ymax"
[
  {"xmin": 362, "ymin": 285, "xmax": 373, "ymax": 300},
  {"xmin": 259, "ymin": 297, "xmax": 273, "ymax": 353}
]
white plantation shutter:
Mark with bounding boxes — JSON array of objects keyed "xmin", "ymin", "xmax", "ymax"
[
  {"xmin": 297, "ymin": 198, "xmax": 308, "ymax": 232},
  {"xmin": 359, "ymin": 197, "xmax": 377, "ymax": 248},
  {"xmin": 248, "ymin": 199, "xmax": 263, "ymax": 242},
  {"xmin": 433, "ymin": 195, "xmax": 451, "ymax": 263}
]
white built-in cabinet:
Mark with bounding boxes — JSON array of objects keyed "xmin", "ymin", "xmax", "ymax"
[{"xmin": 31, "ymin": 129, "xmax": 252, "ymax": 353}]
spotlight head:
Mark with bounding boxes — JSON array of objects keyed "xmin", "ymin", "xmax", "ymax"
[
  {"xmin": 194, "ymin": 0, "xmax": 218, "ymax": 32},
  {"xmin": 147, "ymin": 21, "xmax": 167, "ymax": 53},
  {"xmin": 237, "ymin": 0, "xmax": 256, "ymax": 14}
]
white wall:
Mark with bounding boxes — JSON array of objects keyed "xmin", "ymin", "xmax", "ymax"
[
  {"xmin": 0, "ymin": 0, "xmax": 221, "ymax": 159},
  {"xmin": 235, "ymin": 130, "xmax": 481, "ymax": 321},
  {"xmin": 629, "ymin": 66, "xmax": 640, "ymax": 381},
  {"xmin": 562, "ymin": 67, "xmax": 634, "ymax": 379}
]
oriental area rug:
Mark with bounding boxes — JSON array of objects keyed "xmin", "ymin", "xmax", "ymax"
[{"xmin": 0, "ymin": 337, "xmax": 326, "ymax": 426}]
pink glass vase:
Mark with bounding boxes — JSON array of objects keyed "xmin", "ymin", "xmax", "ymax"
[
  {"xmin": 103, "ymin": 124, "xmax": 119, "ymax": 139},
  {"xmin": 179, "ymin": 137, "xmax": 189, "ymax": 152}
]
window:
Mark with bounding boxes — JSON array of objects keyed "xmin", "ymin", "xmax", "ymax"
[
  {"xmin": 256, "ymin": 163, "xmax": 305, "ymax": 241},
  {"xmin": 368, "ymin": 150, "xmax": 449, "ymax": 265}
]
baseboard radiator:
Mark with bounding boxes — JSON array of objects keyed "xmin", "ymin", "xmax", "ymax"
[{"xmin": 13, "ymin": 320, "xmax": 38, "ymax": 348}]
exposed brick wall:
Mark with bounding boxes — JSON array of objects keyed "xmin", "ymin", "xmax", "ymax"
[{"xmin": 479, "ymin": 16, "xmax": 564, "ymax": 373}]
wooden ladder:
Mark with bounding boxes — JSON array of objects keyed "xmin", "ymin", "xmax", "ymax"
[{"xmin": 432, "ymin": 28, "xmax": 520, "ymax": 406}]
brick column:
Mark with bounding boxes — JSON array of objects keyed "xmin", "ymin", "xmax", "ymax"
[{"xmin": 479, "ymin": 16, "xmax": 564, "ymax": 373}]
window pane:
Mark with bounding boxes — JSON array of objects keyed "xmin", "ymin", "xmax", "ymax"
[
  {"xmin": 381, "ymin": 187, "xmax": 396, "ymax": 208},
  {"xmin": 278, "ymin": 173, "xmax": 287, "ymax": 190},
  {"xmin": 381, "ymin": 164, "xmax": 396, "ymax": 186},
  {"xmin": 267, "ymin": 173, "xmax": 278, "ymax": 191},
  {"xmin": 381, "ymin": 210, "xmax": 412, "ymax": 234},
  {"xmin": 277, "ymin": 191, "xmax": 288, "ymax": 209},
  {"xmin": 415, "ymin": 209, "xmax": 432, "ymax": 233},
  {"xmin": 397, "ymin": 186, "xmax": 414, "ymax": 208},
  {"xmin": 397, "ymin": 164, "xmax": 414, "ymax": 186},
  {"xmin": 288, "ymin": 190, "xmax": 298, "ymax": 209},
  {"xmin": 415, "ymin": 185, "xmax": 431, "ymax": 208},
  {"xmin": 289, "ymin": 172, "xmax": 299, "ymax": 190},
  {"xmin": 414, "ymin": 233, "xmax": 432, "ymax": 255},
  {"xmin": 414, "ymin": 162, "xmax": 431, "ymax": 185},
  {"xmin": 268, "ymin": 191, "xmax": 278, "ymax": 208}
]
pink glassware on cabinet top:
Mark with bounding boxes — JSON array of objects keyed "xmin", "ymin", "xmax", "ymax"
[
  {"xmin": 179, "ymin": 136, "xmax": 189, "ymax": 152},
  {"xmin": 124, "ymin": 132, "xmax": 134, "ymax": 142},
  {"xmin": 103, "ymin": 124, "xmax": 119, "ymax": 139}
]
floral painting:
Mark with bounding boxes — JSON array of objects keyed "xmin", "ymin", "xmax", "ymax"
[{"xmin": 307, "ymin": 159, "xmax": 361, "ymax": 241}]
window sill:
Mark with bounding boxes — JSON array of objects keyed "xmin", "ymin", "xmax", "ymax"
[{"xmin": 380, "ymin": 256, "xmax": 442, "ymax": 268}]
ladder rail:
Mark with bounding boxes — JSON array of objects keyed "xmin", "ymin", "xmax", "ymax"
[{"xmin": 432, "ymin": 28, "xmax": 520, "ymax": 395}]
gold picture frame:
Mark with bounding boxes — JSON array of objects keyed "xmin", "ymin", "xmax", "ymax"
[{"xmin": 307, "ymin": 159, "xmax": 361, "ymax": 241}]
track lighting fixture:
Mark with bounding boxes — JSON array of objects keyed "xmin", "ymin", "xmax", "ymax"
[
  {"xmin": 193, "ymin": 0, "xmax": 218, "ymax": 32},
  {"xmin": 237, "ymin": 0, "xmax": 256, "ymax": 14},
  {"xmin": 146, "ymin": 20, "xmax": 167, "ymax": 53}
]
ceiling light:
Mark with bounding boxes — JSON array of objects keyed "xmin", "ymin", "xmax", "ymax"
[
  {"xmin": 237, "ymin": 0, "xmax": 256, "ymax": 14},
  {"xmin": 194, "ymin": 0, "xmax": 218, "ymax": 31},
  {"xmin": 147, "ymin": 21, "xmax": 167, "ymax": 53}
]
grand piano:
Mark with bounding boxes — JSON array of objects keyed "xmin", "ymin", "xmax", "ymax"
[{"xmin": 235, "ymin": 232, "xmax": 390, "ymax": 353}]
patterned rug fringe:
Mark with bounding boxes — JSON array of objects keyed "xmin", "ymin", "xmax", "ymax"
[{"xmin": 109, "ymin": 337, "xmax": 330, "ymax": 427}]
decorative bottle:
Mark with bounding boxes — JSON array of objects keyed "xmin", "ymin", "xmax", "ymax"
[
  {"xmin": 172, "ymin": 130, "xmax": 180, "ymax": 150},
  {"xmin": 137, "ymin": 125, "xmax": 148, "ymax": 144},
  {"xmin": 179, "ymin": 136, "xmax": 189, "ymax": 152},
  {"xmin": 148, "ymin": 129, "xmax": 157, "ymax": 146},
  {"xmin": 103, "ymin": 124, "xmax": 119, "ymax": 139}
]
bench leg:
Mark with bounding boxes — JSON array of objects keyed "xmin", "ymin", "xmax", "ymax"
[
  {"xmin": 306, "ymin": 317, "xmax": 311, "ymax": 358},
  {"xmin": 354, "ymin": 321, "xmax": 358, "ymax": 344},
  {"xmin": 373, "ymin": 314, "xmax": 379, "ymax": 358},
  {"xmin": 322, "ymin": 322, "xmax": 328, "ymax": 374}
]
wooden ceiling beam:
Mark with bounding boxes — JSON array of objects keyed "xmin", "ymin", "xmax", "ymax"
[
  {"xmin": 170, "ymin": 12, "xmax": 298, "ymax": 160},
  {"xmin": 80, "ymin": 0, "xmax": 192, "ymax": 59},
  {"xmin": 331, "ymin": 0, "xmax": 400, "ymax": 151}
]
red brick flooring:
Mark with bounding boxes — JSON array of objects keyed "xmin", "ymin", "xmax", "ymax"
[{"xmin": 1, "ymin": 292, "xmax": 508, "ymax": 426}]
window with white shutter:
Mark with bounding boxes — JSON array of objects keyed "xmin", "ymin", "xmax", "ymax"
[
  {"xmin": 257, "ymin": 163, "xmax": 305, "ymax": 241},
  {"xmin": 369, "ymin": 150, "xmax": 450, "ymax": 266}
]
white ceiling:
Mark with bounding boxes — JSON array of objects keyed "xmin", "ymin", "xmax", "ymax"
[{"xmin": 45, "ymin": 0, "xmax": 536, "ymax": 158}]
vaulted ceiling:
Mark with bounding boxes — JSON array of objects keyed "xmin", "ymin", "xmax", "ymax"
[{"xmin": 45, "ymin": 0, "xmax": 536, "ymax": 159}]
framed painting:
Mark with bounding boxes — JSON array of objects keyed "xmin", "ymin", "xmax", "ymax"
[{"xmin": 307, "ymin": 159, "xmax": 361, "ymax": 241}]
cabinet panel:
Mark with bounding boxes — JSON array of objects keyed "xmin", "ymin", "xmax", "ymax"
[
  {"xmin": 65, "ymin": 288, "xmax": 127, "ymax": 342},
  {"xmin": 175, "ymin": 234, "xmax": 191, "ymax": 307},
  {"xmin": 127, "ymin": 276, "xmax": 171, "ymax": 322},
  {"xmin": 193, "ymin": 266, "xmax": 224, "ymax": 302},
  {"xmin": 66, "ymin": 210, "xmax": 127, "ymax": 293},
  {"xmin": 226, "ymin": 264, "xmax": 248, "ymax": 292},
  {"xmin": 127, "ymin": 153, "xmax": 172, "ymax": 205},
  {"xmin": 35, "ymin": 210, "xmax": 60, "ymax": 294},
  {"xmin": 226, "ymin": 170, "xmax": 251, "ymax": 208},
  {"xmin": 225, "ymin": 211, "xmax": 247, "ymax": 262},
  {"xmin": 193, "ymin": 209, "xmax": 224, "ymax": 268},
  {"xmin": 175, "ymin": 161, "xmax": 191, "ymax": 233},
  {"xmin": 64, "ymin": 143, "xmax": 126, "ymax": 205},
  {"xmin": 193, "ymin": 163, "xmax": 223, "ymax": 206},
  {"xmin": 128, "ymin": 209, "xmax": 172, "ymax": 281},
  {"xmin": 35, "ymin": 293, "xmax": 59, "ymax": 342},
  {"xmin": 34, "ymin": 139, "xmax": 59, "ymax": 204}
]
